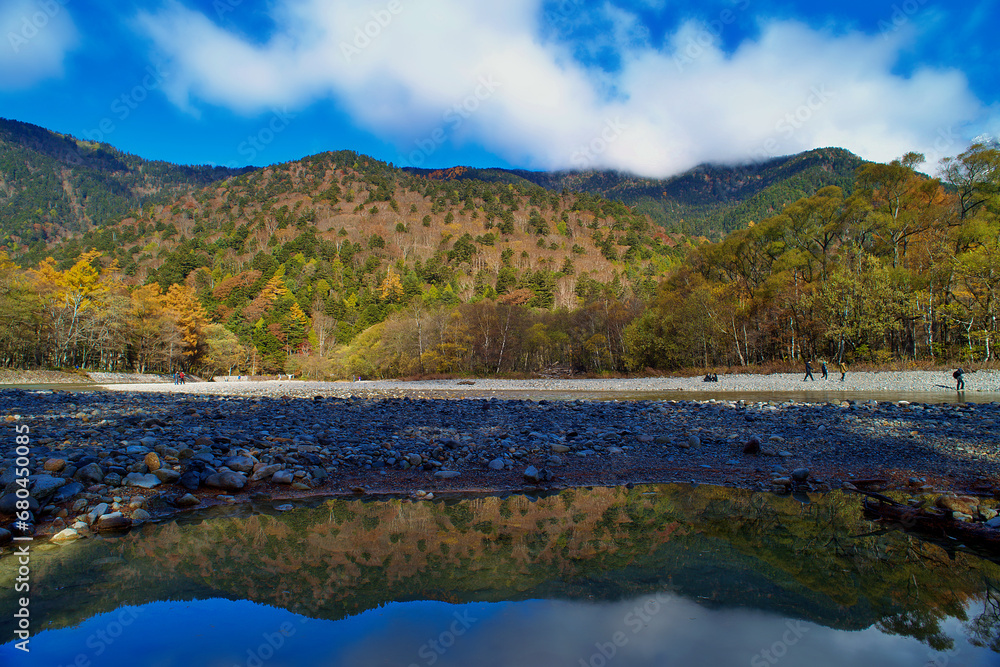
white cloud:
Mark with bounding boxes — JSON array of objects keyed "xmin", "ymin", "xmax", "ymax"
[
  {"xmin": 134, "ymin": 0, "xmax": 989, "ymax": 176},
  {"xmin": 0, "ymin": 0, "xmax": 79, "ymax": 89}
]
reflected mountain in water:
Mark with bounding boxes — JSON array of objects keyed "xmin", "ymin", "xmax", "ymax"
[{"xmin": 1, "ymin": 485, "xmax": 998, "ymax": 654}]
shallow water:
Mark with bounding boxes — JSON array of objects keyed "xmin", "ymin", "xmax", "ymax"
[{"xmin": 1, "ymin": 485, "xmax": 997, "ymax": 666}]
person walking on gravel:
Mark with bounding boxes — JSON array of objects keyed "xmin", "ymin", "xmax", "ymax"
[
  {"xmin": 821, "ymin": 361, "xmax": 828, "ymax": 380},
  {"xmin": 954, "ymin": 368, "xmax": 965, "ymax": 391},
  {"xmin": 838, "ymin": 361, "xmax": 846, "ymax": 382},
  {"xmin": 804, "ymin": 360, "xmax": 815, "ymax": 381}
]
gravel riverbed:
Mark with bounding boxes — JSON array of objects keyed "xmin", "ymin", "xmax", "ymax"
[{"xmin": 1, "ymin": 372, "xmax": 999, "ymax": 546}]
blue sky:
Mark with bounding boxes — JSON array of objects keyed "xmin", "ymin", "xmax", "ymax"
[{"xmin": 1, "ymin": 0, "xmax": 997, "ymax": 177}]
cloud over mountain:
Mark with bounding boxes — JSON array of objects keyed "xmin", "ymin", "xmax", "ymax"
[{"xmin": 135, "ymin": 0, "xmax": 989, "ymax": 176}]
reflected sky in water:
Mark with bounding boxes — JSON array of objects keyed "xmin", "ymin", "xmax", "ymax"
[{"xmin": 2, "ymin": 595, "xmax": 990, "ymax": 667}]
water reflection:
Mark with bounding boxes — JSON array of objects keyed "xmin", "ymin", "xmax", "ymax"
[{"xmin": 1, "ymin": 485, "xmax": 998, "ymax": 666}]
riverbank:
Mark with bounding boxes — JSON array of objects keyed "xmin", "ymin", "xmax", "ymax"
[
  {"xmin": 94, "ymin": 369, "xmax": 1000, "ymax": 398},
  {"xmin": 1, "ymin": 376, "xmax": 998, "ymax": 546}
]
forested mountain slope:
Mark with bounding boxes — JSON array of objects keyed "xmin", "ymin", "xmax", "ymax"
[
  {"xmin": 0, "ymin": 117, "xmax": 250, "ymax": 253},
  {"xmin": 408, "ymin": 148, "xmax": 866, "ymax": 237}
]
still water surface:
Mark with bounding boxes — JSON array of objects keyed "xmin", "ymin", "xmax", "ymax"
[{"xmin": 1, "ymin": 485, "xmax": 998, "ymax": 666}]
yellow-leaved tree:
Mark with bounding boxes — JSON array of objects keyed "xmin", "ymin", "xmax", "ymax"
[
  {"xmin": 160, "ymin": 283, "xmax": 209, "ymax": 370},
  {"xmin": 30, "ymin": 250, "xmax": 106, "ymax": 366}
]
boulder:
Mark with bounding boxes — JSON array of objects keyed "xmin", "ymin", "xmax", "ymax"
[
  {"xmin": 43, "ymin": 458, "xmax": 66, "ymax": 473},
  {"xmin": 250, "ymin": 464, "xmax": 283, "ymax": 482},
  {"xmin": 51, "ymin": 528, "xmax": 81, "ymax": 543},
  {"xmin": 271, "ymin": 470, "xmax": 295, "ymax": 484},
  {"xmin": 224, "ymin": 456, "xmax": 256, "ymax": 473},
  {"xmin": 94, "ymin": 512, "xmax": 132, "ymax": 533},
  {"xmin": 153, "ymin": 468, "xmax": 181, "ymax": 483},
  {"xmin": 0, "ymin": 492, "xmax": 38, "ymax": 514},
  {"xmin": 175, "ymin": 493, "xmax": 201, "ymax": 508},
  {"xmin": 86, "ymin": 503, "xmax": 109, "ymax": 524},
  {"xmin": 29, "ymin": 475, "xmax": 66, "ymax": 500},
  {"xmin": 50, "ymin": 482, "xmax": 84, "ymax": 504},
  {"xmin": 74, "ymin": 462, "xmax": 104, "ymax": 485},
  {"xmin": 178, "ymin": 470, "xmax": 202, "ymax": 491},
  {"xmin": 935, "ymin": 494, "xmax": 977, "ymax": 516},
  {"xmin": 524, "ymin": 466, "xmax": 551, "ymax": 483},
  {"xmin": 204, "ymin": 471, "xmax": 247, "ymax": 492},
  {"xmin": 123, "ymin": 472, "xmax": 161, "ymax": 489}
]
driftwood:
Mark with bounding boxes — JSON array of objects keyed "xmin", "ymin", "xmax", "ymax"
[{"xmin": 858, "ymin": 490, "xmax": 1000, "ymax": 564}]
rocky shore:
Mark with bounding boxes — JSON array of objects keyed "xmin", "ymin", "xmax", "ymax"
[{"xmin": 1, "ymin": 374, "xmax": 999, "ymax": 547}]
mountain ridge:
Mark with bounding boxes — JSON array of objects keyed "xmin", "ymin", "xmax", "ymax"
[{"xmin": 405, "ymin": 146, "xmax": 867, "ymax": 236}]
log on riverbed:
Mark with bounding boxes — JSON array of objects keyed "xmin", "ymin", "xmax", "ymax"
[{"xmin": 860, "ymin": 491, "xmax": 1000, "ymax": 564}]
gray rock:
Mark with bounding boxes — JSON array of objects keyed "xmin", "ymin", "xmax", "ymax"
[
  {"xmin": 51, "ymin": 482, "xmax": 84, "ymax": 504},
  {"xmin": 103, "ymin": 472, "xmax": 123, "ymax": 487},
  {"xmin": 551, "ymin": 444, "xmax": 571, "ymax": 453},
  {"xmin": 28, "ymin": 475, "xmax": 66, "ymax": 500},
  {"xmin": 523, "ymin": 466, "xmax": 550, "ymax": 483},
  {"xmin": 154, "ymin": 468, "xmax": 181, "ymax": 483},
  {"xmin": 271, "ymin": 470, "xmax": 295, "ymax": 484},
  {"xmin": 87, "ymin": 502, "xmax": 109, "ymax": 524},
  {"xmin": 985, "ymin": 516, "xmax": 1000, "ymax": 529},
  {"xmin": 434, "ymin": 470, "xmax": 461, "ymax": 479},
  {"xmin": 791, "ymin": 468, "xmax": 810, "ymax": 483},
  {"xmin": 688, "ymin": 435, "xmax": 701, "ymax": 449},
  {"xmin": 131, "ymin": 508, "xmax": 151, "ymax": 523},
  {"xmin": 250, "ymin": 464, "xmax": 283, "ymax": 482},
  {"xmin": 204, "ymin": 471, "xmax": 247, "ymax": 491},
  {"xmin": 406, "ymin": 453, "xmax": 423, "ymax": 466},
  {"xmin": 74, "ymin": 462, "xmax": 104, "ymax": 484},
  {"xmin": 123, "ymin": 472, "xmax": 161, "ymax": 489},
  {"xmin": 224, "ymin": 456, "xmax": 255, "ymax": 473},
  {"xmin": 488, "ymin": 457, "xmax": 505, "ymax": 470}
]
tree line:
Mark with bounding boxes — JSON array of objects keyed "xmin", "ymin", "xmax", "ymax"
[{"xmin": 1, "ymin": 143, "xmax": 997, "ymax": 378}]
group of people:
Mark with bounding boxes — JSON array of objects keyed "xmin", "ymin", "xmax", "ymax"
[
  {"xmin": 172, "ymin": 371, "xmax": 186, "ymax": 385},
  {"xmin": 702, "ymin": 372, "xmax": 719, "ymax": 382},
  {"xmin": 803, "ymin": 360, "xmax": 847, "ymax": 382},
  {"xmin": 803, "ymin": 360, "xmax": 971, "ymax": 391}
]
